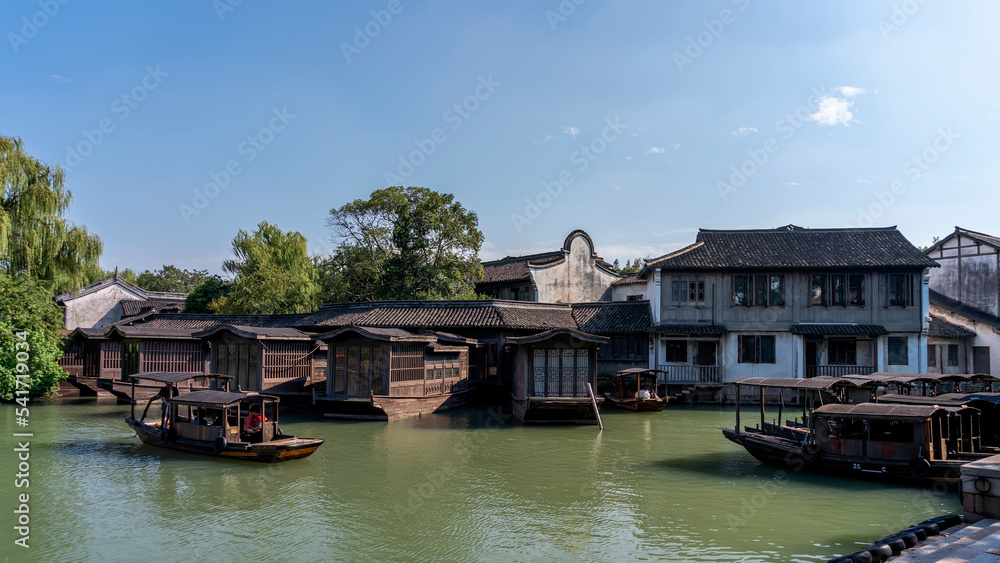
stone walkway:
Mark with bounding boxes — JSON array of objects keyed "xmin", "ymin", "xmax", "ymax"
[{"xmin": 892, "ymin": 519, "xmax": 1000, "ymax": 562}]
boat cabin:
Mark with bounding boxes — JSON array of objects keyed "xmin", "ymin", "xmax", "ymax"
[
  {"xmin": 166, "ymin": 391, "xmax": 282, "ymax": 445},
  {"xmin": 811, "ymin": 403, "xmax": 984, "ymax": 462},
  {"xmin": 605, "ymin": 368, "xmax": 667, "ymax": 411}
]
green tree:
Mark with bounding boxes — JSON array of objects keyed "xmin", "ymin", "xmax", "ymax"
[
  {"xmin": 0, "ymin": 135, "xmax": 103, "ymax": 293},
  {"xmin": 184, "ymin": 277, "xmax": 230, "ymax": 313},
  {"xmin": 617, "ymin": 258, "xmax": 645, "ymax": 275},
  {"xmin": 0, "ymin": 274, "xmax": 67, "ymax": 400},
  {"xmin": 210, "ymin": 221, "xmax": 318, "ymax": 314},
  {"xmin": 136, "ymin": 265, "xmax": 215, "ymax": 293},
  {"xmin": 325, "ymin": 186, "xmax": 483, "ymax": 301}
]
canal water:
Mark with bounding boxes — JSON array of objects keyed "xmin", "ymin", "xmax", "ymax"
[{"xmin": 1, "ymin": 400, "xmax": 959, "ymax": 562}]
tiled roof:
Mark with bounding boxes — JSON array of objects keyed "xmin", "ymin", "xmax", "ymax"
[
  {"xmin": 120, "ymin": 298, "xmax": 185, "ymax": 318},
  {"xmin": 193, "ymin": 325, "xmax": 313, "ymax": 340},
  {"xmin": 55, "ymin": 273, "xmax": 188, "ymax": 304},
  {"xmin": 645, "ymin": 225, "xmax": 938, "ymax": 271},
  {"xmin": 611, "ymin": 273, "xmax": 645, "ymax": 286},
  {"xmin": 654, "ymin": 324, "xmax": 727, "ymax": 336},
  {"xmin": 789, "ymin": 323, "xmax": 888, "ymax": 336},
  {"xmin": 928, "ymin": 315, "xmax": 976, "ymax": 339},
  {"xmin": 571, "ymin": 301, "xmax": 652, "ymax": 334},
  {"xmin": 479, "ymin": 251, "xmax": 563, "ymax": 284},
  {"xmin": 115, "ymin": 313, "xmax": 308, "ymax": 330},
  {"xmin": 930, "ymin": 290, "xmax": 1000, "ymax": 329},
  {"xmin": 957, "ymin": 227, "xmax": 1000, "ymax": 249}
]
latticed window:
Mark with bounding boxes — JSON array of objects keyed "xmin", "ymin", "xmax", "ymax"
[{"xmin": 531, "ymin": 348, "xmax": 591, "ymax": 397}]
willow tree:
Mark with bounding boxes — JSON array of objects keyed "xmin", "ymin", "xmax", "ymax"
[
  {"xmin": 0, "ymin": 135, "xmax": 103, "ymax": 293},
  {"xmin": 210, "ymin": 221, "xmax": 318, "ymax": 314}
]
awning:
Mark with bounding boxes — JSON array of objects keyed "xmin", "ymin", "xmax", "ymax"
[
  {"xmin": 790, "ymin": 324, "xmax": 888, "ymax": 336},
  {"xmin": 654, "ymin": 324, "xmax": 727, "ymax": 336}
]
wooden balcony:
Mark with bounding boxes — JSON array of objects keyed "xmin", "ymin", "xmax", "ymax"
[
  {"xmin": 657, "ymin": 364, "xmax": 724, "ymax": 384},
  {"xmin": 805, "ymin": 365, "xmax": 876, "ymax": 378}
]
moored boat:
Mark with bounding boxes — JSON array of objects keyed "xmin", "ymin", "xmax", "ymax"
[
  {"xmin": 124, "ymin": 372, "xmax": 324, "ymax": 463},
  {"xmin": 604, "ymin": 368, "xmax": 667, "ymax": 411},
  {"xmin": 721, "ymin": 375, "xmax": 1000, "ymax": 485}
]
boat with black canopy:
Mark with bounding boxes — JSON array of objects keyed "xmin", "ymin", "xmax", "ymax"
[{"xmin": 124, "ymin": 372, "xmax": 324, "ymax": 463}]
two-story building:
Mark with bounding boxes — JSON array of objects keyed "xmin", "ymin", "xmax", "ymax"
[
  {"xmin": 925, "ymin": 227, "xmax": 1000, "ymax": 375},
  {"xmin": 632, "ymin": 225, "xmax": 937, "ymax": 384}
]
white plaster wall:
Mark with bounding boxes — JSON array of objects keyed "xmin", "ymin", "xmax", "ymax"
[
  {"xmin": 878, "ymin": 332, "xmax": 922, "ymax": 373},
  {"xmin": 63, "ymin": 285, "xmax": 144, "ymax": 330},
  {"xmin": 931, "ymin": 305, "xmax": 1000, "ymax": 376},
  {"xmin": 720, "ymin": 332, "xmax": 798, "ymax": 381},
  {"xmin": 531, "ymin": 235, "xmax": 618, "ymax": 303}
]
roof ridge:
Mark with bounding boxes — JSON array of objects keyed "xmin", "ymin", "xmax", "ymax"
[
  {"xmin": 482, "ymin": 249, "xmax": 564, "ymax": 265},
  {"xmin": 646, "ymin": 241, "xmax": 705, "ymax": 265},
  {"xmin": 698, "ymin": 226, "xmax": 899, "ymax": 233}
]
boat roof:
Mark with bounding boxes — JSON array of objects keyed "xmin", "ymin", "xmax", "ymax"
[
  {"xmin": 734, "ymin": 376, "xmax": 858, "ymax": 390},
  {"xmin": 129, "ymin": 372, "xmax": 234, "ymax": 384},
  {"xmin": 735, "ymin": 373, "xmax": 999, "ymax": 390},
  {"xmin": 813, "ymin": 402, "xmax": 972, "ymax": 420},
  {"xmin": 877, "ymin": 392, "xmax": 1000, "ymax": 407},
  {"xmin": 169, "ymin": 390, "xmax": 278, "ymax": 407},
  {"xmin": 616, "ymin": 368, "xmax": 668, "ymax": 376}
]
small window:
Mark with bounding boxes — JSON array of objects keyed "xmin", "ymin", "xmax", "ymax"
[
  {"xmin": 663, "ymin": 340, "xmax": 686, "ymax": 363},
  {"xmin": 927, "ymin": 345, "xmax": 936, "ymax": 367},
  {"xmin": 811, "ymin": 275, "xmax": 826, "ymax": 306},
  {"xmin": 848, "ymin": 274, "xmax": 865, "ymax": 306},
  {"xmin": 888, "ymin": 274, "xmax": 913, "ymax": 307},
  {"xmin": 828, "ymin": 339, "xmax": 857, "ymax": 365},
  {"xmin": 888, "ymin": 337, "xmax": 909, "ymax": 365},
  {"xmin": 948, "ymin": 344, "xmax": 959, "ymax": 367},
  {"xmin": 626, "ymin": 294, "xmax": 643, "ymax": 301},
  {"xmin": 739, "ymin": 335, "xmax": 776, "ymax": 364},
  {"xmin": 674, "ymin": 278, "xmax": 705, "ymax": 304},
  {"xmin": 732, "ymin": 275, "xmax": 748, "ymax": 306}
]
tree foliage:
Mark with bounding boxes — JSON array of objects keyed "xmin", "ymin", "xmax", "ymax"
[
  {"xmin": 0, "ymin": 135, "xmax": 103, "ymax": 293},
  {"xmin": 136, "ymin": 265, "xmax": 216, "ymax": 293},
  {"xmin": 210, "ymin": 221, "xmax": 318, "ymax": 314},
  {"xmin": 184, "ymin": 277, "xmax": 230, "ymax": 313},
  {"xmin": 324, "ymin": 186, "xmax": 483, "ymax": 302},
  {"xmin": 616, "ymin": 258, "xmax": 645, "ymax": 275},
  {"xmin": 0, "ymin": 274, "xmax": 67, "ymax": 400}
]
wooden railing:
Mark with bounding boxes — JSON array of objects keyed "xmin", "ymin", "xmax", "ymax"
[
  {"xmin": 805, "ymin": 365, "xmax": 876, "ymax": 378},
  {"xmin": 657, "ymin": 365, "xmax": 724, "ymax": 384}
]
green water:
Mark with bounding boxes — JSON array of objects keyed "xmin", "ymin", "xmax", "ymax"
[{"xmin": 0, "ymin": 401, "xmax": 959, "ymax": 562}]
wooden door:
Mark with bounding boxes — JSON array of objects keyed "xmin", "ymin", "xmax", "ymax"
[{"xmin": 974, "ymin": 346, "xmax": 991, "ymax": 375}]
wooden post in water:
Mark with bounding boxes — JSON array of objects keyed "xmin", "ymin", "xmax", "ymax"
[
  {"xmin": 735, "ymin": 383, "xmax": 741, "ymax": 433},
  {"xmin": 759, "ymin": 386, "xmax": 765, "ymax": 429},
  {"xmin": 586, "ymin": 383, "xmax": 603, "ymax": 430}
]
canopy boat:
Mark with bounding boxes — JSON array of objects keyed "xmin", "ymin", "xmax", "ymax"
[
  {"xmin": 721, "ymin": 375, "xmax": 1000, "ymax": 485},
  {"xmin": 604, "ymin": 368, "xmax": 667, "ymax": 411},
  {"xmin": 124, "ymin": 372, "xmax": 324, "ymax": 463}
]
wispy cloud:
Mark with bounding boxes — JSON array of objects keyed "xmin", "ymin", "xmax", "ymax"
[
  {"xmin": 781, "ymin": 182, "xmax": 801, "ymax": 186},
  {"xmin": 810, "ymin": 96, "xmax": 856, "ymax": 126},
  {"xmin": 51, "ymin": 74, "xmax": 73, "ymax": 83},
  {"xmin": 731, "ymin": 127, "xmax": 757, "ymax": 137},
  {"xmin": 646, "ymin": 146, "xmax": 666, "ymax": 155},
  {"xmin": 609, "ymin": 184, "xmax": 621, "ymax": 190},
  {"xmin": 624, "ymin": 155, "xmax": 633, "ymax": 160},
  {"xmin": 534, "ymin": 134, "xmax": 555, "ymax": 144},
  {"xmin": 673, "ymin": 143, "xmax": 681, "ymax": 149},
  {"xmin": 837, "ymin": 86, "xmax": 866, "ymax": 97},
  {"xmin": 562, "ymin": 126, "xmax": 580, "ymax": 137}
]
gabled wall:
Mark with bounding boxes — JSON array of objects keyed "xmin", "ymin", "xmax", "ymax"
[
  {"xmin": 530, "ymin": 231, "xmax": 618, "ymax": 303},
  {"xmin": 927, "ymin": 232, "xmax": 1000, "ymax": 316},
  {"xmin": 63, "ymin": 284, "xmax": 145, "ymax": 331}
]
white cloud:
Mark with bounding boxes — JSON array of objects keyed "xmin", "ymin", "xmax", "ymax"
[
  {"xmin": 562, "ymin": 126, "xmax": 580, "ymax": 137},
  {"xmin": 534, "ymin": 134, "xmax": 554, "ymax": 144},
  {"xmin": 610, "ymin": 184, "xmax": 621, "ymax": 190},
  {"xmin": 673, "ymin": 143, "xmax": 681, "ymax": 149},
  {"xmin": 837, "ymin": 86, "xmax": 866, "ymax": 97},
  {"xmin": 624, "ymin": 155, "xmax": 633, "ymax": 160},
  {"xmin": 51, "ymin": 74, "xmax": 73, "ymax": 83},
  {"xmin": 810, "ymin": 96, "xmax": 856, "ymax": 126},
  {"xmin": 646, "ymin": 146, "xmax": 666, "ymax": 155},
  {"xmin": 781, "ymin": 182, "xmax": 801, "ymax": 186},
  {"xmin": 731, "ymin": 127, "xmax": 758, "ymax": 137}
]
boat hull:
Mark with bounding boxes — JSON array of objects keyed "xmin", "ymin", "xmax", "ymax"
[
  {"xmin": 603, "ymin": 394, "xmax": 666, "ymax": 412},
  {"xmin": 126, "ymin": 417, "xmax": 323, "ymax": 463},
  {"xmin": 721, "ymin": 428, "xmax": 967, "ymax": 485},
  {"xmin": 513, "ymin": 396, "xmax": 602, "ymax": 424},
  {"xmin": 319, "ymin": 388, "xmax": 476, "ymax": 421}
]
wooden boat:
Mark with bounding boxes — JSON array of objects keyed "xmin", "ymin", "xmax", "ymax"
[
  {"xmin": 604, "ymin": 368, "xmax": 667, "ymax": 411},
  {"xmin": 124, "ymin": 372, "xmax": 324, "ymax": 463},
  {"xmin": 721, "ymin": 376, "xmax": 999, "ymax": 485}
]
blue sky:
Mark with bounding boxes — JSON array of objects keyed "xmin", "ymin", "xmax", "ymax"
[{"xmin": 3, "ymin": 1, "xmax": 998, "ymax": 274}]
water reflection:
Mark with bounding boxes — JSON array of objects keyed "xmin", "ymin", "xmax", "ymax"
[{"xmin": 0, "ymin": 402, "xmax": 959, "ymax": 562}]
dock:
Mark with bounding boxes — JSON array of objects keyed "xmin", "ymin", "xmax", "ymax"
[{"xmin": 890, "ymin": 519, "xmax": 1000, "ymax": 562}]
